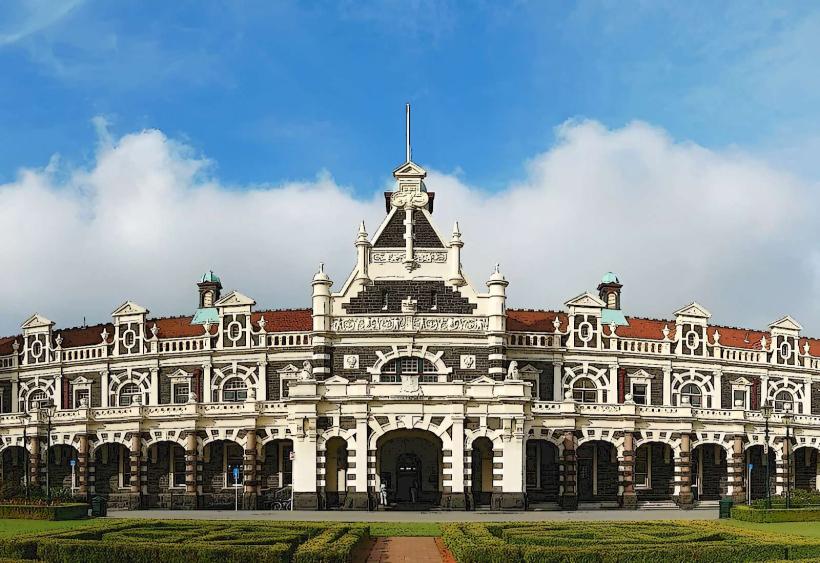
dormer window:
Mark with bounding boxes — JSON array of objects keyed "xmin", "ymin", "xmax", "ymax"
[
  {"xmin": 380, "ymin": 357, "xmax": 438, "ymax": 383},
  {"xmin": 119, "ymin": 383, "xmax": 141, "ymax": 406},
  {"xmin": 680, "ymin": 383, "xmax": 702, "ymax": 407},
  {"xmin": 606, "ymin": 292, "xmax": 616, "ymax": 309},
  {"xmin": 123, "ymin": 331, "xmax": 135, "ymax": 349},
  {"xmin": 774, "ymin": 390, "xmax": 794, "ymax": 413},
  {"xmin": 222, "ymin": 378, "xmax": 248, "ymax": 402},
  {"xmin": 28, "ymin": 390, "xmax": 48, "ymax": 412},
  {"xmin": 780, "ymin": 340, "xmax": 792, "ymax": 359},
  {"xmin": 203, "ymin": 290, "xmax": 214, "ymax": 308}
]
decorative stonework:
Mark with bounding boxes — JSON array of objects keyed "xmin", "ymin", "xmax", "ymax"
[
  {"xmin": 372, "ymin": 251, "xmax": 447, "ymax": 264},
  {"xmin": 331, "ymin": 316, "xmax": 488, "ymax": 333},
  {"xmin": 343, "ymin": 355, "xmax": 359, "ymax": 370},
  {"xmin": 460, "ymin": 355, "xmax": 476, "ymax": 369}
]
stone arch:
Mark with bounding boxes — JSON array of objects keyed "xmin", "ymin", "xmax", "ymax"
[
  {"xmin": 767, "ymin": 378, "xmax": 806, "ymax": 413},
  {"xmin": 671, "ymin": 369, "xmax": 715, "ymax": 407},
  {"xmin": 199, "ymin": 430, "xmax": 247, "ymax": 454},
  {"xmin": 633, "ymin": 440, "xmax": 675, "ymax": 501},
  {"xmin": 367, "ymin": 344, "xmax": 452, "ymax": 376},
  {"xmin": 368, "ymin": 416, "xmax": 453, "ymax": 451},
  {"xmin": 18, "ymin": 378, "xmax": 56, "ymax": 412},
  {"xmin": 464, "ymin": 427, "xmax": 504, "ymax": 451},
  {"xmin": 317, "ymin": 427, "xmax": 357, "ymax": 452},
  {"xmin": 211, "ymin": 363, "xmax": 259, "ymax": 397},
  {"xmin": 374, "ymin": 428, "xmax": 444, "ymax": 507},
  {"xmin": 108, "ymin": 368, "xmax": 150, "ymax": 406},
  {"xmin": 562, "ymin": 364, "xmax": 609, "ymax": 391}
]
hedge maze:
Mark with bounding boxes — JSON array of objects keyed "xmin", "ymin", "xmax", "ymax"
[
  {"xmin": 442, "ymin": 521, "xmax": 820, "ymax": 562},
  {"xmin": 0, "ymin": 520, "xmax": 369, "ymax": 563}
]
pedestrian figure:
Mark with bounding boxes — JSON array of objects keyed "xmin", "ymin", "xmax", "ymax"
[{"xmin": 379, "ymin": 482, "xmax": 388, "ymax": 506}]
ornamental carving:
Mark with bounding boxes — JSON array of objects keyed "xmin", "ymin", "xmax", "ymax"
[
  {"xmin": 372, "ymin": 251, "xmax": 447, "ymax": 264},
  {"xmin": 331, "ymin": 316, "xmax": 488, "ymax": 333}
]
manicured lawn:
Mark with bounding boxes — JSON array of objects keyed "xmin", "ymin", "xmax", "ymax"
[
  {"xmin": 0, "ymin": 518, "xmax": 99, "ymax": 537},
  {"xmin": 722, "ymin": 518, "xmax": 820, "ymax": 539}
]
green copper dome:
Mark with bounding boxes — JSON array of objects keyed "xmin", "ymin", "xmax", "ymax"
[
  {"xmin": 200, "ymin": 271, "xmax": 221, "ymax": 284},
  {"xmin": 601, "ymin": 272, "xmax": 619, "ymax": 284}
]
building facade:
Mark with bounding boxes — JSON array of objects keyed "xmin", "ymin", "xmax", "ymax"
[{"xmin": 1, "ymin": 135, "xmax": 820, "ymax": 511}]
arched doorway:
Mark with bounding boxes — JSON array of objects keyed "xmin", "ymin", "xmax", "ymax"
[
  {"xmin": 525, "ymin": 439, "xmax": 560, "ymax": 506},
  {"xmin": 470, "ymin": 437, "xmax": 493, "ymax": 508},
  {"xmin": 144, "ymin": 441, "xmax": 185, "ymax": 508},
  {"xmin": 376, "ymin": 430, "xmax": 442, "ymax": 509},
  {"xmin": 47, "ymin": 444, "xmax": 79, "ymax": 493},
  {"xmin": 324, "ymin": 437, "xmax": 348, "ymax": 509},
  {"xmin": 746, "ymin": 445, "xmax": 776, "ymax": 500},
  {"xmin": 0, "ymin": 446, "xmax": 28, "ymax": 494},
  {"xmin": 691, "ymin": 443, "xmax": 728, "ymax": 501},
  {"xmin": 259, "ymin": 440, "xmax": 293, "ymax": 509},
  {"xmin": 634, "ymin": 442, "xmax": 674, "ymax": 502},
  {"xmin": 93, "ymin": 443, "xmax": 131, "ymax": 503},
  {"xmin": 576, "ymin": 441, "xmax": 618, "ymax": 505},
  {"xmin": 794, "ymin": 447, "xmax": 819, "ymax": 491},
  {"xmin": 202, "ymin": 440, "xmax": 244, "ymax": 509}
]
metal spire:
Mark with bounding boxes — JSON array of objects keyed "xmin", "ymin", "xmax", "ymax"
[{"xmin": 405, "ymin": 103, "xmax": 412, "ymax": 163}]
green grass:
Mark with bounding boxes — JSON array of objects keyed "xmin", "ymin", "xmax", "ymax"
[
  {"xmin": 0, "ymin": 518, "xmax": 99, "ymax": 537},
  {"xmin": 721, "ymin": 518, "xmax": 820, "ymax": 539}
]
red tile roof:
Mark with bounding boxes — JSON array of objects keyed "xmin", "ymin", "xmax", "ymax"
[
  {"xmin": 507, "ymin": 310, "xmax": 567, "ymax": 332},
  {"xmin": 253, "ymin": 309, "xmax": 312, "ymax": 332}
]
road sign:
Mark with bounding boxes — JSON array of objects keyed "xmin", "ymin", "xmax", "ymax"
[
  {"xmin": 232, "ymin": 467, "xmax": 240, "ymax": 482},
  {"xmin": 748, "ymin": 463, "xmax": 753, "ymax": 470},
  {"xmin": 69, "ymin": 459, "xmax": 76, "ymax": 467}
]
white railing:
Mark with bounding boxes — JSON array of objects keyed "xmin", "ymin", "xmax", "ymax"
[
  {"xmin": 158, "ymin": 336, "xmax": 210, "ymax": 354},
  {"xmin": 0, "ymin": 355, "xmax": 15, "ymax": 369},
  {"xmin": 61, "ymin": 344, "xmax": 108, "ymax": 362},
  {"xmin": 267, "ymin": 332, "xmax": 312, "ymax": 348},
  {"xmin": 613, "ymin": 338, "xmax": 669, "ymax": 355},
  {"xmin": 507, "ymin": 332, "xmax": 560, "ymax": 349},
  {"xmin": 719, "ymin": 348, "xmax": 765, "ymax": 363}
]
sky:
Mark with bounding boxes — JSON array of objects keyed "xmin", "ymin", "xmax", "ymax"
[{"xmin": 1, "ymin": 1, "xmax": 820, "ymax": 336}]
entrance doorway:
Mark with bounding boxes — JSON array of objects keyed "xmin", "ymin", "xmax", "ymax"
[
  {"xmin": 396, "ymin": 453, "xmax": 421, "ymax": 502},
  {"xmin": 376, "ymin": 430, "xmax": 443, "ymax": 509}
]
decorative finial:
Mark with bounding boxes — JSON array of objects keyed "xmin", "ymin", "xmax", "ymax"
[
  {"xmin": 495, "ymin": 263, "xmax": 500, "ymax": 273},
  {"xmin": 453, "ymin": 221, "xmax": 461, "ymax": 237},
  {"xmin": 357, "ymin": 221, "xmax": 368, "ymax": 242},
  {"xmin": 405, "ymin": 103, "xmax": 412, "ymax": 163},
  {"xmin": 150, "ymin": 323, "xmax": 158, "ymax": 339}
]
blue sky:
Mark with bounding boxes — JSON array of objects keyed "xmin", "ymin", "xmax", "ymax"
[
  {"xmin": 2, "ymin": 1, "xmax": 819, "ymax": 193},
  {"xmin": 3, "ymin": 1, "xmax": 820, "ymax": 335}
]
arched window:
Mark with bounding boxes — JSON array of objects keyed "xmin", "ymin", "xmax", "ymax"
[
  {"xmin": 119, "ymin": 383, "xmax": 141, "ymax": 406},
  {"xmin": 680, "ymin": 383, "xmax": 702, "ymax": 407},
  {"xmin": 222, "ymin": 378, "xmax": 248, "ymax": 402},
  {"xmin": 572, "ymin": 378, "xmax": 597, "ymax": 403},
  {"xmin": 28, "ymin": 390, "xmax": 48, "ymax": 412},
  {"xmin": 774, "ymin": 390, "xmax": 794, "ymax": 412},
  {"xmin": 380, "ymin": 357, "xmax": 438, "ymax": 383}
]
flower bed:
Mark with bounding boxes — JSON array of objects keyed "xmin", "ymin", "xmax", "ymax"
[
  {"xmin": 441, "ymin": 521, "xmax": 820, "ymax": 562},
  {"xmin": 0, "ymin": 504, "xmax": 88, "ymax": 521},
  {"xmin": 732, "ymin": 504, "xmax": 820, "ymax": 523},
  {"xmin": 0, "ymin": 520, "xmax": 368, "ymax": 563}
]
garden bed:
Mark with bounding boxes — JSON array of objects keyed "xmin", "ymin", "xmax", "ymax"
[
  {"xmin": 0, "ymin": 504, "xmax": 88, "ymax": 521},
  {"xmin": 0, "ymin": 519, "xmax": 368, "ymax": 563},
  {"xmin": 732, "ymin": 504, "xmax": 820, "ymax": 523},
  {"xmin": 441, "ymin": 521, "xmax": 820, "ymax": 562}
]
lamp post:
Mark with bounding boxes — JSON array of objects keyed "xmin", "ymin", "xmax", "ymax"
[
  {"xmin": 761, "ymin": 401, "xmax": 773, "ymax": 509},
  {"xmin": 19, "ymin": 413, "xmax": 31, "ymax": 500},
  {"xmin": 40, "ymin": 400, "xmax": 57, "ymax": 504},
  {"xmin": 783, "ymin": 410, "xmax": 794, "ymax": 510}
]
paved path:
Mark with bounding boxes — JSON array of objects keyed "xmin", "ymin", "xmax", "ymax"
[
  {"xmin": 364, "ymin": 537, "xmax": 442, "ymax": 563},
  {"xmin": 107, "ymin": 508, "xmax": 718, "ymax": 521}
]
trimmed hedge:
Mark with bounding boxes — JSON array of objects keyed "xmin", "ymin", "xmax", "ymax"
[
  {"xmin": 441, "ymin": 521, "xmax": 820, "ymax": 562},
  {"xmin": 732, "ymin": 504, "xmax": 820, "ymax": 523},
  {"xmin": 0, "ymin": 519, "xmax": 369, "ymax": 563},
  {"xmin": 0, "ymin": 504, "xmax": 87, "ymax": 521}
]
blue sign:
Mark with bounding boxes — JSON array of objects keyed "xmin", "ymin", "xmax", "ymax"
[
  {"xmin": 232, "ymin": 467, "xmax": 240, "ymax": 481},
  {"xmin": 748, "ymin": 463, "xmax": 753, "ymax": 470},
  {"xmin": 69, "ymin": 459, "xmax": 76, "ymax": 467}
]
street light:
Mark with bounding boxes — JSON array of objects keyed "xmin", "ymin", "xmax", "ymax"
[
  {"xmin": 782, "ymin": 409, "xmax": 794, "ymax": 510},
  {"xmin": 19, "ymin": 413, "xmax": 31, "ymax": 500},
  {"xmin": 39, "ymin": 400, "xmax": 57, "ymax": 504},
  {"xmin": 760, "ymin": 401, "xmax": 773, "ymax": 510}
]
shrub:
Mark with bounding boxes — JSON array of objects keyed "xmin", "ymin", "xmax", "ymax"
[
  {"xmin": 0, "ymin": 503, "xmax": 87, "ymax": 520},
  {"xmin": 733, "ymin": 504, "xmax": 820, "ymax": 523},
  {"xmin": 751, "ymin": 490, "xmax": 820, "ymax": 509},
  {"xmin": 295, "ymin": 525, "xmax": 369, "ymax": 563}
]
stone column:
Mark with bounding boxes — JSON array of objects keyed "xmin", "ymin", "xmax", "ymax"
[
  {"xmin": 447, "ymin": 416, "xmax": 466, "ymax": 510},
  {"xmin": 350, "ymin": 416, "xmax": 370, "ymax": 509},
  {"xmin": 662, "ymin": 368, "xmax": 672, "ymax": 405},
  {"xmin": 552, "ymin": 362, "xmax": 563, "ymax": 402},
  {"xmin": 621, "ymin": 431, "xmax": 637, "ymax": 509},
  {"xmin": 149, "ymin": 368, "xmax": 159, "ymax": 406},
  {"xmin": 129, "ymin": 432, "xmax": 142, "ymax": 508},
  {"xmin": 11, "ymin": 379, "xmax": 19, "ymax": 413},
  {"xmin": 184, "ymin": 431, "xmax": 199, "ymax": 509},
  {"xmin": 292, "ymin": 417, "xmax": 318, "ymax": 509},
  {"xmin": 676, "ymin": 434, "xmax": 694, "ymax": 509},
  {"xmin": 100, "ymin": 370, "xmax": 109, "ymax": 408},
  {"xmin": 496, "ymin": 419, "xmax": 525, "ymax": 510},
  {"xmin": 561, "ymin": 431, "xmax": 578, "ymax": 510},
  {"xmin": 775, "ymin": 442, "xmax": 787, "ymax": 495},
  {"xmin": 728, "ymin": 435, "xmax": 745, "ymax": 502},
  {"xmin": 243, "ymin": 429, "xmax": 258, "ymax": 509},
  {"xmin": 29, "ymin": 434, "xmax": 40, "ymax": 487},
  {"xmin": 202, "ymin": 363, "xmax": 212, "ymax": 403},
  {"xmin": 257, "ymin": 361, "xmax": 268, "ymax": 402},
  {"xmin": 77, "ymin": 434, "xmax": 89, "ymax": 497}
]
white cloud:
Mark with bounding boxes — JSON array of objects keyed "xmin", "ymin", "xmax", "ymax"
[{"xmin": 1, "ymin": 119, "xmax": 818, "ymax": 336}]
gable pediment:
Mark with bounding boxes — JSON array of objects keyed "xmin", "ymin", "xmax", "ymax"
[
  {"xmin": 629, "ymin": 369, "xmax": 656, "ymax": 381},
  {"xmin": 71, "ymin": 375, "xmax": 93, "ymax": 386},
  {"xmin": 564, "ymin": 292, "xmax": 606, "ymax": 309},
  {"xmin": 323, "ymin": 375, "xmax": 349, "ymax": 385},
  {"xmin": 215, "ymin": 290, "xmax": 256, "ymax": 307},
  {"xmin": 519, "ymin": 364, "xmax": 543, "ymax": 376},
  {"xmin": 769, "ymin": 315, "xmax": 802, "ymax": 333},
  {"xmin": 392, "ymin": 160, "xmax": 427, "ymax": 178},
  {"xmin": 21, "ymin": 313, "xmax": 54, "ymax": 330},
  {"xmin": 731, "ymin": 376, "xmax": 752, "ymax": 387},
  {"xmin": 112, "ymin": 301, "xmax": 148, "ymax": 317},
  {"xmin": 674, "ymin": 301, "xmax": 712, "ymax": 320},
  {"xmin": 469, "ymin": 375, "xmax": 496, "ymax": 385},
  {"xmin": 277, "ymin": 364, "xmax": 301, "ymax": 376}
]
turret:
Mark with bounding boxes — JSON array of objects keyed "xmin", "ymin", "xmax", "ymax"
[
  {"xmin": 311, "ymin": 263, "xmax": 333, "ymax": 333},
  {"xmin": 198, "ymin": 271, "xmax": 222, "ymax": 308},
  {"xmin": 448, "ymin": 221, "xmax": 465, "ymax": 286},
  {"xmin": 597, "ymin": 272, "xmax": 621, "ymax": 310},
  {"xmin": 487, "ymin": 264, "xmax": 509, "ymax": 379},
  {"xmin": 354, "ymin": 221, "xmax": 371, "ymax": 284}
]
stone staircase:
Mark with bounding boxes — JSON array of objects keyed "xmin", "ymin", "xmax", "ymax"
[{"xmin": 637, "ymin": 499, "xmax": 678, "ymax": 510}]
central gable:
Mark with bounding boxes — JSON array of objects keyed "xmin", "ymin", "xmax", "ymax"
[{"xmin": 372, "ymin": 209, "xmax": 444, "ymax": 248}]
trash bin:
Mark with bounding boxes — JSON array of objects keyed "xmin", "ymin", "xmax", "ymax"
[
  {"xmin": 91, "ymin": 495, "xmax": 108, "ymax": 517},
  {"xmin": 718, "ymin": 498, "xmax": 733, "ymax": 519}
]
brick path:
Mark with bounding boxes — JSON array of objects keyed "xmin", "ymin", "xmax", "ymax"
[{"xmin": 364, "ymin": 537, "xmax": 442, "ymax": 563}]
